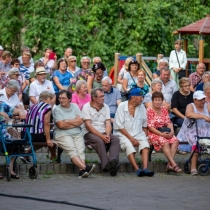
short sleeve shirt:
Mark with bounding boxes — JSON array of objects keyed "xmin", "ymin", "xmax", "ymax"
[
  {"xmin": 189, "ymin": 72, "xmax": 202, "ymax": 88},
  {"xmin": 81, "ymin": 102, "xmax": 110, "ymax": 135},
  {"xmin": 71, "ymin": 93, "xmax": 91, "ymax": 110},
  {"xmin": 123, "ymin": 72, "xmax": 137, "ymax": 90}
]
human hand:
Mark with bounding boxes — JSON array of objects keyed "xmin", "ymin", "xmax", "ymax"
[
  {"xmin": 0, "ymin": 112, "xmax": 9, "ymax": 119},
  {"xmin": 19, "ymin": 110, "xmax": 26, "ymax": 120},
  {"xmin": 131, "ymin": 137, "xmax": 139, "ymax": 147},
  {"xmin": 46, "ymin": 141, "xmax": 54, "ymax": 148},
  {"xmin": 203, "ymin": 116, "xmax": 210, "ymax": 123},
  {"xmin": 100, "ymin": 134, "xmax": 110, "ymax": 144},
  {"xmin": 161, "ymin": 132, "xmax": 172, "ymax": 139}
]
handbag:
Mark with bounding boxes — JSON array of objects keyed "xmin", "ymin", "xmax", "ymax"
[
  {"xmin": 120, "ymin": 72, "xmax": 137, "ymax": 102},
  {"xmin": 175, "ymin": 50, "xmax": 186, "ymax": 79},
  {"xmin": 157, "ymin": 127, "xmax": 171, "ymax": 133}
]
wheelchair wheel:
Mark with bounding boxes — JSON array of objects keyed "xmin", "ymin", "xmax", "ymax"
[
  {"xmin": 184, "ymin": 162, "xmax": 191, "ymax": 174},
  {"xmin": 29, "ymin": 166, "xmax": 38, "ymax": 179},
  {"xmin": 6, "ymin": 166, "xmax": 11, "ymax": 181},
  {"xmin": 198, "ymin": 164, "xmax": 210, "ymax": 176}
]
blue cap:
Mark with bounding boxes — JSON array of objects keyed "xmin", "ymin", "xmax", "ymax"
[{"xmin": 128, "ymin": 88, "xmax": 144, "ymax": 100}]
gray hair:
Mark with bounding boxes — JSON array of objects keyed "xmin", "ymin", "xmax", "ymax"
[
  {"xmin": 75, "ymin": 80, "xmax": 87, "ymax": 93},
  {"xmin": 80, "ymin": 56, "xmax": 91, "ymax": 63},
  {"xmin": 204, "ymin": 82, "xmax": 210, "ymax": 92},
  {"xmin": 160, "ymin": 67, "xmax": 170, "ymax": 74},
  {"xmin": 102, "ymin": 76, "xmax": 112, "ymax": 84},
  {"xmin": 196, "ymin": 62, "xmax": 206, "ymax": 70},
  {"xmin": 202, "ymin": 71, "xmax": 210, "ymax": 79},
  {"xmin": 21, "ymin": 46, "xmax": 30, "ymax": 52},
  {"xmin": 39, "ymin": 91, "xmax": 55, "ymax": 101},
  {"xmin": 151, "ymin": 79, "xmax": 162, "ymax": 89},
  {"xmin": 6, "ymin": 79, "xmax": 20, "ymax": 90},
  {"xmin": 8, "ymin": 68, "xmax": 19, "ymax": 77},
  {"xmin": 158, "ymin": 58, "xmax": 169, "ymax": 65},
  {"xmin": 91, "ymin": 88, "xmax": 103, "ymax": 98},
  {"xmin": 34, "ymin": 60, "xmax": 44, "ymax": 69},
  {"xmin": 93, "ymin": 57, "xmax": 102, "ymax": 62}
]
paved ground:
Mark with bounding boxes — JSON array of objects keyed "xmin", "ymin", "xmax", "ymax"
[{"xmin": 0, "ymin": 173, "xmax": 210, "ymax": 210}]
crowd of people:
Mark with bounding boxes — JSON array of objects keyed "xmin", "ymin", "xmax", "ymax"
[{"xmin": 0, "ymin": 39, "xmax": 209, "ymax": 179}]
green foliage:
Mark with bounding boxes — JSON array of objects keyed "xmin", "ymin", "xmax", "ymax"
[{"xmin": 0, "ymin": 0, "xmax": 210, "ymax": 69}]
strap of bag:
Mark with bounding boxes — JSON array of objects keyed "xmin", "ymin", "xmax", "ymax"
[
  {"xmin": 175, "ymin": 50, "xmax": 181, "ymax": 68},
  {"xmin": 193, "ymin": 78, "xmax": 202, "ymax": 88},
  {"xmin": 129, "ymin": 72, "xmax": 136, "ymax": 85}
]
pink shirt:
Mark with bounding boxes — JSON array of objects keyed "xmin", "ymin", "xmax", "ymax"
[{"xmin": 71, "ymin": 93, "xmax": 91, "ymax": 110}]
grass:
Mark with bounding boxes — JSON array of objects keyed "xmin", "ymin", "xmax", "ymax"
[{"xmin": 44, "ymin": 171, "xmax": 54, "ymax": 175}]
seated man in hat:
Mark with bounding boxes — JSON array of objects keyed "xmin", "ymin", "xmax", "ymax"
[
  {"xmin": 29, "ymin": 67, "xmax": 55, "ymax": 106},
  {"xmin": 113, "ymin": 88, "xmax": 154, "ymax": 177}
]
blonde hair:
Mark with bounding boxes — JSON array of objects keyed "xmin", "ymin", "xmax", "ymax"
[
  {"xmin": 136, "ymin": 69, "xmax": 146, "ymax": 77},
  {"xmin": 22, "ymin": 51, "xmax": 31, "ymax": 58},
  {"xmin": 179, "ymin": 77, "xmax": 190, "ymax": 87},
  {"xmin": 39, "ymin": 91, "xmax": 55, "ymax": 101},
  {"xmin": 67, "ymin": 56, "xmax": 77, "ymax": 65},
  {"xmin": 123, "ymin": 57, "xmax": 133, "ymax": 70}
]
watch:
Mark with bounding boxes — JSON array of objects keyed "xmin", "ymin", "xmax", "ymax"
[{"xmin": 65, "ymin": 120, "xmax": 68, "ymax": 123}]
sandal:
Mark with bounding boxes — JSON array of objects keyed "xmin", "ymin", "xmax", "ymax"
[
  {"xmin": 191, "ymin": 169, "xmax": 198, "ymax": 175},
  {"xmin": 173, "ymin": 165, "xmax": 182, "ymax": 173},
  {"xmin": 166, "ymin": 163, "xmax": 173, "ymax": 172},
  {"xmin": 11, "ymin": 174, "xmax": 19, "ymax": 179},
  {"xmin": 177, "ymin": 149, "xmax": 187, "ymax": 155},
  {"xmin": 0, "ymin": 173, "xmax": 3, "ymax": 179}
]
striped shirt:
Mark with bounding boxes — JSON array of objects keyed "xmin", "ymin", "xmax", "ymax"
[{"xmin": 26, "ymin": 101, "xmax": 51, "ymax": 134}]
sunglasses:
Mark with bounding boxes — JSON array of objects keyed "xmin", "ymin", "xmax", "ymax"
[
  {"xmin": 70, "ymin": 60, "xmax": 77, "ymax": 63},
  {"xmin": 82, "ymin": 62, "xmax": 90, "ymax": 64}
]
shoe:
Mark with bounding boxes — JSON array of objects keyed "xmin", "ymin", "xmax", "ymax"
[
  {"xmin": 144, "ymin": 169, "xmax": 154, "ymax": 177},
  {"xmin": 85, "ymin": 164, "xmax": 96, "ymax": 176},
  {"xmin": 20, "ymin": 156, "xmax": 31, "ymax": 164},
  {"xmin": 191, "ymin": 169, "xmax": 198, "ymax": 175},
  {"xmin": 110, "ymin": 162, "xmax": 121, "ymax": 176},
  {"xmin": 78, "ymin": 170, "xmax": 89, "ymax": 178},
  {"xmin": 177, "ymin": 149, "xmax": 187, "ymax": 155},
  {"xmin": 0, "ymin": 173, "xmax": 3, "ymax": 179},
  {"xmin": 105, "ymin": 159, "xmax": 118, "ymax": 171},
  {"xmin": 166, "ymin": 163, "xmax": 173, "ymax": 172},
  {"xmin": 136, "ymin": 169, "xmax": 145, "ymax": 177},
  {"xmin": 173, "ymin": 165, "xmax": 182, "ymax": 173},
  {"xmin": 87, "ymin": 145, "xmax": 93, "ymax": 150},
  {"xmin": 152, "ymin": 150, "xmax": 156, "ymax": 154},
  {"xmin": 11, "ymin": 174, "xmax": 19, "ymax": 179}
]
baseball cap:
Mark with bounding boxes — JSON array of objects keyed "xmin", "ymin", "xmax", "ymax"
[
  {"xmin": 128, "ymin": 88, "xmax": 144, "ymax": 100},
  {"xmin": 35, "ymin": 67, "xmax": 47, "ymax": 75},
  {"xmin": 193, "ymin": 91, "xmax": 206, "ymax": 100}
]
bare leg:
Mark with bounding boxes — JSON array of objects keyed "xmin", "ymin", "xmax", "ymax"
[
  {"xmin": 48, "ymin": 145, "xmax": 56, "ymax": 159},
  {"xmin": 9, "ymin": 157, "xmax": 16, "ymax": 175},
  {"xmin": 191, "ymin": 152, "xmax": 199, "ymax": 170},
  {"xmin": 71, "ymin": 156, "xmax": 86, "ymax": 170},
  {"xmin": 162, "ymin": 143, "xmax": 177, "ymax": 167},
  {"xmin": 127, "ymin": 153, "xmax": 139, "ymax": 171},
  {"xmin": 170, "ymin": 141, "xmax": 179, "ymax": 158},
  {"xmin": 141, "ymin": 148, "xmax": 149, "ymax": 169}
]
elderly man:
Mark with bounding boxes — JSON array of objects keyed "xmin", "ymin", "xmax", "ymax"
[
  {"xmin": 29, "ymin": 67, "xmax": 55, "ymax": 106},
  {"xmin": 93, "ymin": 57, "xmax": 108, "ymax": 77},
  {"xmin": 152, "ymin": 58, "xmax": 169, "ymax": 79},
  {"xmin": 158, "ymin": 67, "xmax": 178, "ymax": 105},
  {"xmin": 64, "ymin": 48, "xmax": 73, "ymax": 60},
  {"xmin": 189, "ymin": 63, "xmax": 206, "ymax": 92},
  {"xmin": 82, "ymin": 88, "xmax": 121, "ymax": 176},
  {"xmin": 0, "ymin": 51, "xmax": 12, "ymax": 72},
  {"xmin": 102, "ymin": 76, "xmax": 121, "ymax": 122},
  {"xmin": 196, "ymin": 71, "xmax": 210, "ymax": 91},
  {"xmin": 113, "ymin": 88, "xmax": 154, "ymax": 177},
  {"xmin": 0, "ymin": 79, "xmax": 21, "ymax": 108}
]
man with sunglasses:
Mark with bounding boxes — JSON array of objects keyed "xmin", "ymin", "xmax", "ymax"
[
  {"xmin": 113, "ymin": 88, "xmax": 154, "ymax": 177},
  {"xmin": 82, "ymin": 87, "xmax": 121, "ymax": 176}
]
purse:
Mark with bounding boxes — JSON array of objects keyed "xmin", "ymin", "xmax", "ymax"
[
  {"xmin": 157, "ymin": 127, "xmax": 171, "ymax": 133},
  {"xmin": 175, "ymin": 50, "xmax": 186, "ymax": 79}
]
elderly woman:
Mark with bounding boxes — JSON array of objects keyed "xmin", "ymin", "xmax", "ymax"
[
  {"xmin": 177, "ymin": 91, "xmax": 210, "ymax": 175},
  {"xmin": 52, "ymin": 58, "xmax": 73, "ymax": 105},
  {"xmin": 143, "ymin": 79, "xmax": 169, "ymax": 110},
  {"xmin": 0, "ymin": 101, "xmax": 26, "ymax": 179},
  {"xmin": 67, "ymin": 56, "xmax": 80, "ymax": 78},
  {"xmin": 122, "ymin": 60, "xmax": 139, "ymax": 91},
  {"xmin": 152, "ymin": 58, "xmax": 169, "ymax": 79},
  {"xmin": 196, "ymin": 72, "xmax": 210, "ymax": 91},
  {"xmin": 147, "ymin": 92, "xmax": 181, "ymax": 173},
  {"xmin": 68, "ymin": 56, "xmax": 94, "ymax": 93},
  {"xmin": 53, "ymin": 90, "xmax": 95, "ymax": 178},
  {"xmin": 29, "ymin": 60, "xmax": 50, "ymax": 84},
  {"xmin": 204, "ymin": 82, "xmax": 210, "ymax": 104},
  {"xmin": 71, "ymin": 80, "xmax": 91, "ymax": 110},
  {"xmin": 92, "ymin": 62, "xmax": 106, "ymax": 89},
  {"xmin": 136, "ymin": 69, "xmax": 149, "ymax": 96},
  {"xmin": 169, "ymin": 40, "xmax": 187, "ymax": 84},
  {"xmin": 20, "ymin": 91, "xmax": 56, "ymax": 164},
  {"xmin": 171, "ymin": 77, "xmax": 193, "ymax": 154},
  {"xmin": 0, "ymin": 80, "xmax": 22, "ymax": 108},
  {"xmin": 117, "ymin": 57, "xmax": 133, "ymax": 90}
]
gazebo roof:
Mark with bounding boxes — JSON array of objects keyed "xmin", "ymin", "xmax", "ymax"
[{"xmin": 173, "ymin": 15, "xmax": 210, "ymax": 35}]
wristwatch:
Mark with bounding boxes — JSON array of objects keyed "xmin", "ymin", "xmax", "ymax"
[{"xmin": 65, "ymin": 120, "xmax": 68, "ymax": 123}]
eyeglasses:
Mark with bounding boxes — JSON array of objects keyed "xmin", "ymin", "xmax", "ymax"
[
  {"xmin": 70, "ymin": 60, "xmax": 77, "ymax": 63},
  {"xmin": 96, "ymin": 95, "xmax": 105, "ymax": 98},
  {"xmin": 58, "ymin": 97, "xmax": 68, "ymax": 100},
  {"xmin": 181, "ymin": 84, "xmax": 190, "ymax": 88},
  {"xmin": 82, "ymin": 62, "xmax": 90, "ymax": 65},
  {"xmin": 13, "ymin": 74, "xmax": 20, "ymax": 76}
]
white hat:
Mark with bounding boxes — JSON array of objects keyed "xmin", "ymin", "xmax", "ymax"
[
  {"xmin": 193, "ymin": 91, "xmax": 206, "ymax": 100},
  {"xmin": 0, "ymin": 45, "xmax": 3, "ymax": 50},
  {"xmin": 35, "ymin": 67, "xmax": 47, "ymax": 75}
]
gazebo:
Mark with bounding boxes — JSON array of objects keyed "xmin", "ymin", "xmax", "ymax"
[{"xmin": 173, "ymin": 15, "xmax": 210, "ymax": 70}]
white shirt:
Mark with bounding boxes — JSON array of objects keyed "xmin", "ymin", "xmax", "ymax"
[
  {"xmin": 113, "ymin": 101, "xmax": 147, "ymax": 140},
  {"xmin": 0, "ymin": 88, "xmax": 21, "ymax": 108},
  {"xmin": 169, "ymin": 49, "xmax": 187, "ymax": 70},
  {"xmin": 81, "ymin": 102, "xmax": 110, "ymax": 135},
  {"xmin": 29, "ymin": 79, "xmax": 55, "ymax": 106}
]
